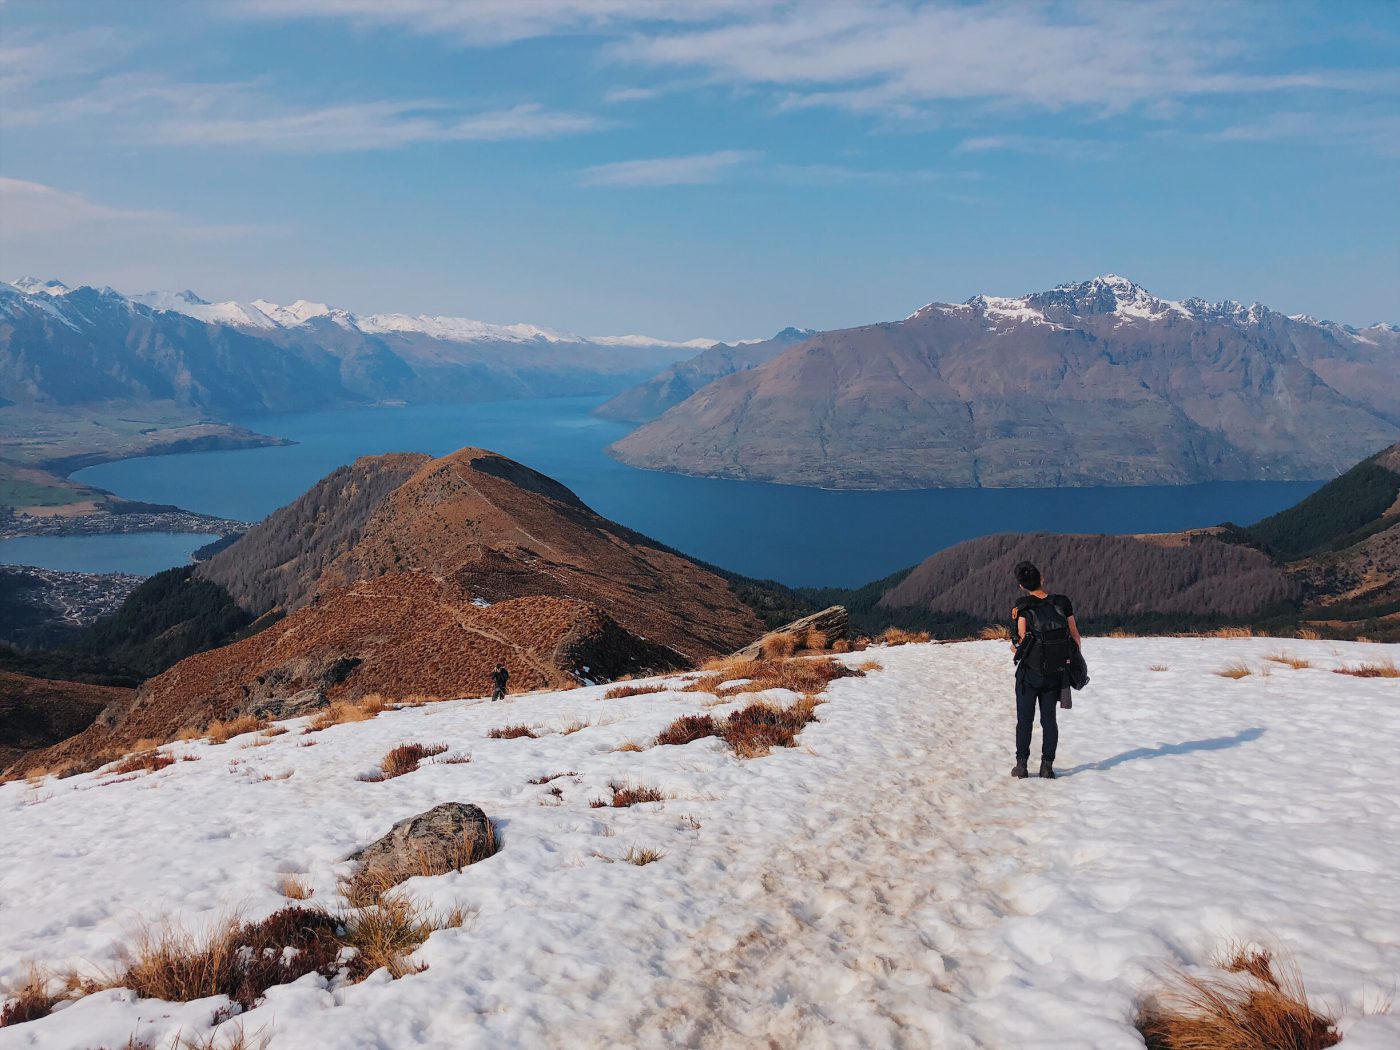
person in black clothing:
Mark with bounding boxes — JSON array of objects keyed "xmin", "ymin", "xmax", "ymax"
[
  {"xmin": 1010, "ymin": 560, "xmax": 1081, "ymax": 780},
  {"xmin": 490, "ymin": 663, "xmax": 509, "ymax": 702}
]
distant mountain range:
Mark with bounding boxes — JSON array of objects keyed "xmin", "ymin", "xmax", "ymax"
[
  {"xmin": 609, "ymin": 275, "xmax": 1399, "ymax": 489},
  {"xmin": 1, "ymin": 278, "xmax": 726, "ymax": 416}
]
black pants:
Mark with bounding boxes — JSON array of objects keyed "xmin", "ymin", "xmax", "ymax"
[{"xmin": 1015, "ymin": 673, "xmax": 1059, "ymax": 764}]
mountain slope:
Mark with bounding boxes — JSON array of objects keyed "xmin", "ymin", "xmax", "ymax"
[
  {"xmin": 1, "ymin": 280, "xmax": 695, "ymax": 417},
  {"xmin": 609, "ymin": 275, "xmax": 1399, "ymax": 489},
  {"xmin": 595, "ymin": 327, "xmax": 815, "ymax": 423},
  {"xmin": 18, "ymin": 448, "xmax": 768, "ymax": 765}
]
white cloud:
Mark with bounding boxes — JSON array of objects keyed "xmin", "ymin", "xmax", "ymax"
[
  {"xmin": 0, "ymin": 177, "xmax": 274, "ymax": 241},
  {"xmin": 160, "ymin": 100, "xmax": 608, "ymax": 152},
  {"xmin": 229, "ymin": 0, "xmax": 757, "ymax": 45},
  {"xmin": 953, "ymin": 135, "xmax": 1114, "ymax": 160},
  {"xmin": 580, "ymin": 150, "xmax": 759, "ymax": 186},
  {"xmin": 613, "ymin": 2, "xmax": 1357, "ymax": 119}
]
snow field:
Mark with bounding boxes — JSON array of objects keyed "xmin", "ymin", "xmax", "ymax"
[{"xmin": 1, "ymin": 637, "xmax": 1398, "ymax": 1049}]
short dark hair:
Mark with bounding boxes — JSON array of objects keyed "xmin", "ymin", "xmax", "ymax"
[{"xmin": 1014, "ymin": 561, "xmax": 1042, "ymax": 590}]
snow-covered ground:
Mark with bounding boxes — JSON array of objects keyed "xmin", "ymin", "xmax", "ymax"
[{"xmin": 2, "ymin": 637, "xmax": 1397, "ymax": 1049}]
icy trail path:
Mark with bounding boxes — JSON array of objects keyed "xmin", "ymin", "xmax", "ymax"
[{"xmin": 3, "ymin": 638, "xmax": 1398, "ymax": 1049}]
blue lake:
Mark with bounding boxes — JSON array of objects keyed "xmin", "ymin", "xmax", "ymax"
[
  {"xmin": 59, "ymin": 396, "xmax": 1325, "ymax": 587},
  {"xmin": 0, "ymin": 532, "xmax": 212, "ymax": 576}
]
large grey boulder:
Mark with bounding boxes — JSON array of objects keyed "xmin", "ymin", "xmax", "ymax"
[
  {"xmin": 734, "ymin": 605, "xmax": 849, "ymax": 658},
  {"xmin": 348, "ymin": 803, "xmax": 498, "ymax": 890}
]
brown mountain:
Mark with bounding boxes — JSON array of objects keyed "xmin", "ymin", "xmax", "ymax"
[
  {"xmin": 870, "ymin": 441, "xmax": 1400, "ymax": 640},
  {"xmin": 0, "ymin": 671, "xmax": 131, "ymax": 774},
  {"xmin": 609, "ymin": 276, "xmax": 1399, "ymax": 490},
  {"xmin": 14, "ymin": 448, "xmax": 766, "ymax": 768},
  {"xmin": 594, "ymin": 327, "xmax": 815, "ymax": 424}
]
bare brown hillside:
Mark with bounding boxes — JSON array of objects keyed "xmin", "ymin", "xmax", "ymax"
[{"xmin": 0, "ymin": 672, "xmax": 131, "ymax": 774}]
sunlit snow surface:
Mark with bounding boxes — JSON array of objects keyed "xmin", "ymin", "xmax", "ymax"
[{"xmin": 2, "ymin": 638, "xmax": 1397, "ymax": 1049}]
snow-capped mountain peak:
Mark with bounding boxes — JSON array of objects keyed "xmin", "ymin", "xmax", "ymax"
[{"xmin": 10, "ymin": 276, "xmax": 71, "ymax": 297}]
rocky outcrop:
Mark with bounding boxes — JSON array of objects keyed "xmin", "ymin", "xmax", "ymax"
[
  {"xmin": 609, "ymin": 277, "xmax": 1399, "ymax": 490},
  {"xmin": 349, "ymin": 803, "xmax": 498, "ymax": 887},
  {"xmin": 735, "ymin": 606, "xmax": 849, "ymax": 658}
]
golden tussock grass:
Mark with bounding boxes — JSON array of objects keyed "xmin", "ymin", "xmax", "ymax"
[
  {"xmin": 602, "ymin": 683, "xmax": 666, "ymax": 699},
  {"xmin": 1333, "ymin": 658, "xmax": 1399, "ymax": 678},
  {"xmin": 1296, "ymin": 627, "xmax": 1322, "ymax": 640},
  {"xmin": 276, "ymin": 874, "xmax": 313, "ymax": 900},
  {"xmin": 339, "ymin": 894, "xmax": 466, "ymax": 979},
  {"xmin": 526, "ymin": 771, "xmax": 579, "ymax": 785},
  {"xmin": 801, "ymin": 628, "xmax": 830, "ymax": 652},
  {"xmin": 623, "ymin": 845, "xmax": 667, "ymax": 866},
  {"xmin": 760, "ymin": 631, "xmax": 800, "ymax": 659},
  {"xmin": 1135, "ymin": 943, "xmax": 1343, "ymax": 1050},
  {"xmin": 1148, "ymin": 664, "xmax": 1171, "ymax": 672},
  {"xmin": 979, "ymin": 624, "xmax": 1012, "ymax": 641},
  {"xmin": 611, "ymin": 739, "xmax": 645, "ymax": 752},
  {"xmin": 367, "ymin": 742, "xmax": 448, "ymax": 781},
  {"xmin": 169, "ymin": 1023, "xmax": 270, "ymax": 1050},
  {"xmin": 207, "ymin": 715, "xmax": 269, "ymax": 745},
  {"xmin": 655, "ymin": 694, "xmax": 825, "ymax": 758},
  {"xmin": 1206, "ymin": 626, "xmax": 1255, "ymax": 638},
  {"xmin": 0, "ymin": 966, "xmax": 88, "ymax": 1028},
  {"xmin": 590, "ymin": 781, "xmax": 667, "ymax": 808},
  {"xmin": 857, "ymin": 659, "xmax": 883, "ymax": 672},
  {"xmin": 486, "ymin": 723, "xmax": 536, "ymax": 740},
  {"xmin": 878, "ymin": 627, "xmax": 931, "ymax": 646},
  {"xmin": 307, "ymin": 694, "xmax": 388, "ymax": 732},
  {"xmin": 1265, "ymin": 652, "xmax": 1311, "ymax": 670},
  {"xmin": 106, "ymin": 750, "xmax": 176, "ymax": 776},
  {"xmin": 557, "ymin": 718, "xmax": 595, "ymax": 736},
  {"xmin": 1216, "ymin": 661, "xmax": 1253, "ymax": 680}
]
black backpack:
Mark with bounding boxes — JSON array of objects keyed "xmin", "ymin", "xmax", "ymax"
[{"xmin": 1022, "ymin": 597, "xmax": 1073, "ymax": 678}]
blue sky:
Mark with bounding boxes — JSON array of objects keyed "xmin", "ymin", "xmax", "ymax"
[{"xmin": 1, "ymin": 0, "xmax": 1397, "ymax": 340}]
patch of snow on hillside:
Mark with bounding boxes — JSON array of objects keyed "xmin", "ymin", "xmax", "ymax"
[{"xmin": 2, "ymin": 638, "xmax": 1397, "ymax": 1049}]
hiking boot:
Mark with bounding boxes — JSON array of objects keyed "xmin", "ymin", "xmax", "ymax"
[
  {"xmin": 1011, "ymin": 761, "xmax": 1029, "ymax": 779},
  {"xmin": 1039, "ymin": 760, "xmax": 1056, "ymax": 779}
]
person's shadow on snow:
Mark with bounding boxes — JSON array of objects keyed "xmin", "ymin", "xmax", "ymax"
[{"xmin": 1060, "ymin": 726, "xmax": 1265, "ymax": 776}]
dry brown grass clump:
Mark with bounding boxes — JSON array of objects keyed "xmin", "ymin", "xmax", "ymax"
[
  {"xmin": 612, "ymin": 739, "xmax": 645, "ymax": 752},
  {"xmin": 487, "ymin": 724, "xmax": 537, "ymax": 740},
  {"xmin": 1296, "ymin": 628, "xmax": 1322, "ymax": 640},
  {"xmin": 276, "ymin": 873, "xmax": 313, "ymax": 900},
  {"xmin": 1206, "ymin": 626, "xmax": 1255, "ymax": 638},
  {"xmin": 1135, "ymin": 944, "xmax": 1342, "ymax": 1050},
  {"xmin": 655, "ymin": 713, "xmax": 720, "ymax": 747},
  {"xmin": 857, "ymin": 659, "xmax": 883, "ymax": 672},
  {"xmin": 801, "ymin": 628, "xmax": 830, "ymax": 652},
  {"xmin": 527, "ymin": 771, "xmax": 578, "ymax": 785},
  {"xmin": 878, "ymin": 626, "xmax": 931, "ymax": 646},
  {"xmin": 206, "ymin": 715, "xmax": 269, "ymax": 744},
  {"xmin": 1265, "ymin": 652, "xmax": 1312, "ymax": 670},
  {"xmin": 1149, "ymin": 664, "xmax": 1171, "ymax": 672},
  {"xmin": 760, "ymin": 631, "xmax": 800, "ymax": 659},
  {"xmin": 1333, "ymin": 658, "xmax": 1399, "ymax": 678},
  {"xmin": 106, "ymin": 750, "xmax": 177, "ymax": 776},
  {"xmin": 0, "ymin": 967, "xmax": 70, "ymax": 1027},
  {"xmin": 590, "ymin": 781, "xmax": 667, "ymax": 808},
  {"xmin": 603, "ymin": 683, "xmax": 667, "ymax": 699},
  {"xmin": 308, "ymin": 694, "xmax": 389, "ymax": 732},
  {"xmin": 369, "ymin": 742, "xmax": 449, "ymax": 781},
  {"xmin": 721, "ymin": 695, "xmax": 822, "ymax": 758},
  {"xmin": 116, "ymin": 907, "xmax": 344, "ymax": 1011},
  {"xmin": 340, "ymin": 895, "xmax": 466, "ymax": 979},
  {"xmin": 623, "ymin": 845, "xmax": 667, "ymax": 866},
  {"xmin": 979, "ymin": 624, "xmax": 1012, "ymax": 641},
  {"xmin": 687, "ymin": 655, "xmax": 863, "ymax": 698},
  {"xmin": 1216, "ymin": 661, "xmax": 1253, "ymax": 680}
]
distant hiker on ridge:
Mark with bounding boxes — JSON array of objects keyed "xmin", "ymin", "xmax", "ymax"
[
  {"xmin": 1010, "ymin": 560, "xmax": 1081, "ymax": 780},
  {"xmin": 490, "ymin": 662, "xmax": 510, "ymax": 702}
]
